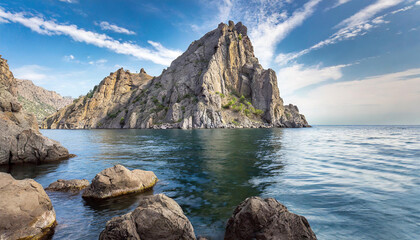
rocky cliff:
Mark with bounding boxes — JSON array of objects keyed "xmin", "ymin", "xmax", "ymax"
[
  {"xmin": 16, "ymin": 79, "xmax": 73, "ymax": 124},
  {"xmin": 0, "ymin": 55, "xmax": 70, "ymax": 165},
  {"xmin": 43, "ymin": 21, "xmax": 309, "ymax": 129}
]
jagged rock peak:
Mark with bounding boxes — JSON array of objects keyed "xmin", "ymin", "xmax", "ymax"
[
  {"xmin": 140, "ymin": 68, "xmax": 146, "ymax": 74},
  {"xmin": 42, "ymin": 21, "xmax": 309, "ymax": 129}
]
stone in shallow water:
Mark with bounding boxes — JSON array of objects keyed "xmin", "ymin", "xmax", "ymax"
[
  {"xmin": 0, "ymin": 172, "xmax": 56, "ymax": 239},
  {"xmin": 225, "ymin": 196, "xmax": 317, "ymax": 240},
  {"xmin": 82, "ymin": 164, "xmax": 158, "ymax": 199},
  {"xmin": 99, "ymin": 193, "xmax": 196, "ymax": 240},
  {"xmin": 45, "ymin": 179, "xmax": 90, "ymax": 192}
]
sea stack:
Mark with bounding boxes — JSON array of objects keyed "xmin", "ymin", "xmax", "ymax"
[
  {"xmin": 0, "ymin": 55, "xmax": 71, "ymax": 165},
  {"xmin": 43, "ymin": 21, "xmax": 309, "ymax": 129}
]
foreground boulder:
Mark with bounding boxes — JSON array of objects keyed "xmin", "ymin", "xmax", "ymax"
[
  {"xmin": 0, "ymin": 55, "xmax": 71, "ymax": 165},
  {"xmin": 225, "ymin": 197, "xmax": 317, "ymax": 240},
  {"xmin": 0, "ymin": 172, "xmax": 56, "ymax": 239},
  {"xmin": 82, "ymin": 164, "xmax": 158, "ymax": 199},
  {"xmin": 99, "ymin": 194, "xmax": 196, "ymax": 240},
  {"xmin": 46, "ymin": 179, "xmax": 89, "ymax": 192}
]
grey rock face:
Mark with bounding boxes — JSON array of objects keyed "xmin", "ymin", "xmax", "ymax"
[
  {"xmin": 99, "ymin": 194, "xmax": 196, "ymax": 240},
  {"xmin": 225, "ymin": 196, "xmax": 317, "ymax": 240},
  {"xmin": 43, "ymin": 21, "xmax": 309, "ymax": 129},
  {"xmin": 82, "ymin": 164, "xmax": 158, "ymax": 199},
  {"xmin": 0, "ymin": 173, "xmax": 56, "ymax": 240},
  {"xmin": 0, "ymin": 55, "xmax": 71, "ymax": 165},
  {"xmin": 45, "ymin": 179, "xmax": 90, "ymax": 192}
]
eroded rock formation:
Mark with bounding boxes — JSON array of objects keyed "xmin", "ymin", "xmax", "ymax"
[
  {"xmin": 99, "ymin": 194, "xmax": 196, "ymax": 240},
  {"xmin": 0, "ymin": 55, "xmax": 71, "ymax": 165},
  {"xmin": 43, "ymin": 21, "xmax": 309, "ymax": 129},
  {"xmin": 0, "ymin": 173, "xmax": 57, "ymax": 239},
  {"xmin": 225, "ymin": 196, "xmax": 317, "ymax": 240},
  {"xmin": 82, "ymin": 164, "xmax": 158, "ymax": 199}
]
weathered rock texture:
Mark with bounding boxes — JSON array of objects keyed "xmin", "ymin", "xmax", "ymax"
[
  {"xmin": 225, "ymin": 196, "xmax": 317, "ymax": 240},
  {"xmin": 45, "ymin": 179, "xmax": 89, "ymax": 192},
  {"xmin": 99, "ymin": 194, "xmax": 196, "ymax": 240},
  {"xmin": 82, "ymin": 164, "xmax": 158, "ymax": 199},
  {"xmin": 16, "ymin": 79, "xmax": 73, "ymax": 124},
  {"xmin": 43, "ymin": 21, "xmax": 309, "ymax": 129},
  {"xmin": 0, "ymin": 173, "xmax": 57, "ymax": 240},
  {"xmin": 0, "ymin": 55, "xmax": 70, "ymax": 165}
]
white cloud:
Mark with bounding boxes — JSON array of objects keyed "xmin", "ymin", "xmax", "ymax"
[
  {"xmin": 327, "ymin": 0, "xmax": 352, "ymax": 10},
  {"xmin": 249, "ymin": 0, "xmax": 322, "ymax": 67},
  {"xmin": 277, "ymin": 63, "xmax": 349, "ymax": 96},
  {"xmin": 276, "ymin": 0, "xmax": 408, "ymax": 64},
  {"xmin": 287, "ymin": 68, "xmax": 420, "ymax": 125},
  {"xmin": 96, "ymin": 21, "xmax": 136, "ymax": 35},
  {"xmin": 58, "ymin": 0, "xmax": 77, "ymax": 3},
  {"xmin": 88, "ymin": 59, "xmax": 107, "ymax": 65},
  {"xmin": 416, "ymin": 1, "xmax": 420, "ymax": 5},
  {"xmin": 191, "ymin": 0, "xmax": 233, "ymax": 33},
  {"xmin": 13, "ymin": 65, "xmax": 49, "ymax": 84},
  {"xmin": 0, "ymin": 8, "xmax": 182, "ymax": 66}
]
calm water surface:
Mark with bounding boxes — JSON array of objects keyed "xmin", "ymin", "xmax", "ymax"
[{"xmin": 1, "ymin": 126, "xmax": 419, "ymax": 239}]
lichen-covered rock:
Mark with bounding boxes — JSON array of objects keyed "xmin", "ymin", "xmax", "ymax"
[
  {"xmin": 0, "ymin": 55, "xmax": 71, "ymax": 165},
  {"xmin": 42, "ymin": 21, "xmax": 309, "ymax": 130},
  {"xmin": 99, "ymin": 194, "xmax": 196, "ymax": 240},
  {"xmin": 45, "ymin": 179, "xmax": 89, "ymax": 192},
  {"xmin": 0, "ymin": 172, "xmax": 57, "ymax": 239},
  {"xmin": 225, "ymin": 196, "xmax": 317, "ymax": 240},
  {"xmin": 82, "ymin": 164, "xmax": 158, "ymax": 199}
]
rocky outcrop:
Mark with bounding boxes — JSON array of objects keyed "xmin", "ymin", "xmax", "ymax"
[
  {"xmin": 0, "ymin": 173, "xmax": 56, "ymax": 239},
  {"xmin": 45, "ymin": 179, "xmax": 89, "ymax": 192},
  {"xmin": 225, "ymin": 196, "xmax": 317, "ymax": 240},
  {"xmin": 0, "ymin": 55, "xmax": 71, "ymax": 165},
  {"xmin": 16, "ymin": 79, "xmax": 73, "ymax": 124},
  {"xmin": 43, "ymin": 21, "xmax": 309, "ymax": 129},
  {"xmin": 99, "ymin": 194, "xmax": 196, "ymax": 240},
  {"xmin": 82, "ymin": 164, "xmax": 158, "ymax": 199}
]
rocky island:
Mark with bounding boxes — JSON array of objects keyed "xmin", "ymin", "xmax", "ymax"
[{"xmin": 42, "ymin": 21, "xmax": 309, "ymax": 129}]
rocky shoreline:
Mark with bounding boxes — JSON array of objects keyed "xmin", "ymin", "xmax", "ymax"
[{"xmin": 0, "ymin": 164, "xmax": 317, "ymax": 240}]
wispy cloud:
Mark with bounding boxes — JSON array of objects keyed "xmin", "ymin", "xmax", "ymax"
[
  {"xmin": 191, "ymin": 0, "xmax": 233, "ymax": 33},
  {"xmin": 248, "ymin": 0, "xmax": 322, "ymax": 67},
  {"xmin": 277, "ymin": 63, "xmax": 350, "ymax": 96},
  {"xmin": 13, "ymin": 65, "xmax": 49, "ymax": 84},
  {"xmin": 95, "ymin": 21, "xmax": 136, "ymax": 35},
  {"xmin": 288, "ymin": 67, "xmax": 420, "ymax": 125},
  {"xmin": 58, "ymin": 0, "xmax": 77, "ymax": 3},
  {"xmin": 327, "ymin": 0, "xmax": 352, "ymax": 11},
  {"xmin": 0, "ymin": 8, "xmax": 181, "ymax": 66},
  {"xmin": 276, "ymin": 0, "xmax": 408, "ymax": 64}
]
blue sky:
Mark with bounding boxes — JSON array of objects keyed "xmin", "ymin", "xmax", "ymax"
[{"xmin": 1, "ymin": 0, "xmax": 419, "ymax": 125}]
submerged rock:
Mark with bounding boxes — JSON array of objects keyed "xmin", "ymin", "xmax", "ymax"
[
  {"xmin": 0, "ymin": 172, "xmax": 56, "ymax": 239},
  {"xmin": 82, "ymin": 164, "xmax": 158, "ymax": 199},
  {"xmin": 225, "ymin": 196, "xmax": 317, "ymax": 240},
  {"xmin": 0, "ymin": 55, "xmax": 71, "ymax": 165},
  {"xmin": 46, "ymin": 179, "xmax": 90, "ymax": 192},
  {"xmin": 99, "ymin": 194, "xmax": 196, "ymax": 240}
]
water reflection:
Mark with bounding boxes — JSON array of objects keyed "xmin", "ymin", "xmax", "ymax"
[{"xmin": 0, "ymin": 127, "xmax": 419, "ymax": 240}]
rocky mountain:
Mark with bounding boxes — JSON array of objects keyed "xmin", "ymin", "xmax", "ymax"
[
  {"xmin": 0, "ymin": 55, "xmax": 70, "ymax": 165},
  {"xmin": 16, "ymin": 79, "xmax": 73, "ymax": 124},
  {"xmin": 43, "ymin": 21, "xmax": 309, "ymax": 129}
]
